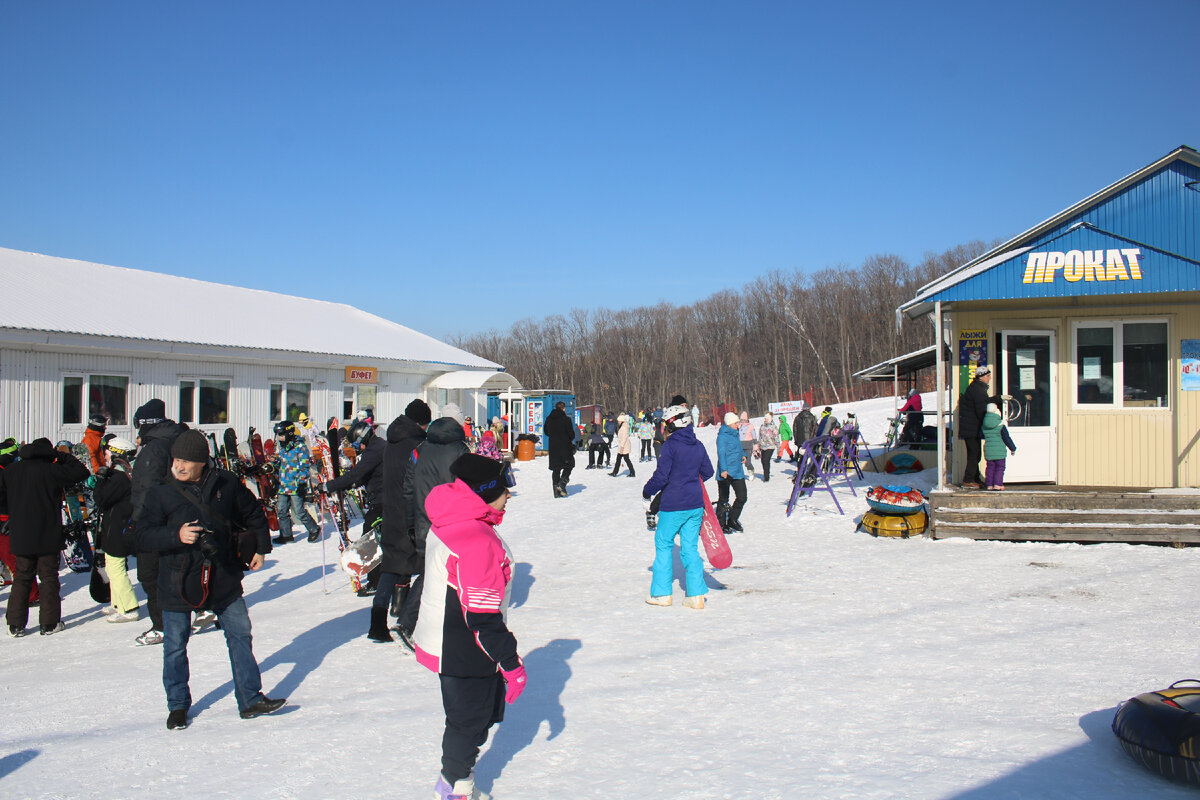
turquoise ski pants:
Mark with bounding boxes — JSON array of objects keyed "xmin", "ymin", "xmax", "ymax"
[{"xmin": 650, "ymin": 508, "xmax": 707, "ymax": 598}]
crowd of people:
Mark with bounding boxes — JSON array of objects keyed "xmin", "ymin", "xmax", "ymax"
[{"xmin": 0, "ymin": 391, "xmax": 866, "ymax": 800}]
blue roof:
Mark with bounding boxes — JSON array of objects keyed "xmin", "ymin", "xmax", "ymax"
[{"xmin": 900, "ymin": 146, "xmax": 1200, "ymax": 318}]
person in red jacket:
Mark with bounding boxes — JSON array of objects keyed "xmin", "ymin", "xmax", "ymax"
[
  {"xmin": 82, "ymin": 414, "xmax": 108, "ymax": 472},
  {"xmin": 414, "ymin": 453, "xmax": 524, "ymax": 800}
]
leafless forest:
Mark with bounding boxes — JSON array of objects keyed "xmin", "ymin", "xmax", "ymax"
[{"xmin": 453, "ymin": 242, "xmax": 991, "ymax": 417}]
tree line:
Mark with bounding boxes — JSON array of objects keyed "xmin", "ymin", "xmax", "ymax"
[{"xmin": 451, "ymin": 241, "xmax": 992, "ymax": 417}]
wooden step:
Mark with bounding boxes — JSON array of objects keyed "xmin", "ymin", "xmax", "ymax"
[
  {"xmin": 929, "ymin": 489, "xmax": 1198, "ymax": 512},
  {"xmin": 933, "ymin": 508, "xmax": 1200, "ymax": 526},
  {"xmin": 931, "ymin": 520, "xmax": 1200, "ymax": 544}
]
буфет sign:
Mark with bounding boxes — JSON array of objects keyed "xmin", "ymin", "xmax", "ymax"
[{"xmin": 344, "ymin": 367, "xmax": 377, "ymax": 384}]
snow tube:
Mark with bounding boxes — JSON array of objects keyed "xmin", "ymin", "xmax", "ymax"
[
  {"xmin": 884, "ymin": 452, "xmax": 924, "ymax": 474},
  {"xmin": 858, "ymin": 508, "xmax": 928, "ymax": 538},
  {"xmin": 865, "ymin": 485, "xmax": 926, "ymax": 515},
  {"xmin": 1113, "ymin": 680, "xmax": 1200, "ymax": 785}
]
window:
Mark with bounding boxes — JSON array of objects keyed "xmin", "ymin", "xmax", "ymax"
[
  {"xmin": 62, "ymin": 375, "xmax": 128, "ymax": 425},
  {"xmin": 180, "ymin": 378, "xmax": 231, "ymax": 425},
  {"xmin": 342, "ymin": 385, "xmax": 376, "ymax": 420},
  {"xmin": 63, "ymin": 376, "xmax": 84, "ymax": 425},
  {"xmin": 179, "ymin": 381, "xmax": 195, "ymax": 424},
  {"xmin": 1073, "ymin": 321, "xmax": 1169, "ymax": 409},
  {"xmin": 270, "ymin": 382, "xmax": 311, "ymax": 422}
]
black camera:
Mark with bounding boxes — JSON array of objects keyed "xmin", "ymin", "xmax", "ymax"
[{"xmin": 194, "ymin": 527, "xmax": 221, "ymax": 560}]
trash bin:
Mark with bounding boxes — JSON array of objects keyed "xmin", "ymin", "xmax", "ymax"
[{"xmin": 516, "ymin": 439, "xmax": 535, "ymax": 461}]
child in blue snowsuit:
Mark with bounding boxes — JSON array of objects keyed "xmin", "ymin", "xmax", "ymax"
[{"xmin": 641, "ymin": 404, "xmax": 714, "ymax": 609}]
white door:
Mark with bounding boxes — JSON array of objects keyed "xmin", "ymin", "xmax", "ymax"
[{"xmin": 999, "ymin": 330, "xmax": 1057, "ymax": 482}]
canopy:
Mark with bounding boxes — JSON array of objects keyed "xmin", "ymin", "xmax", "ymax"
[{"xmin": 425, "ymin": 370, "xmax": 523, "ymax": 392}]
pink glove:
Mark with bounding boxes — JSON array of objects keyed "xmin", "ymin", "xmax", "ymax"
[{"xmin": 501, "ymin": 662, "xmax": 527, "ymax": 704}]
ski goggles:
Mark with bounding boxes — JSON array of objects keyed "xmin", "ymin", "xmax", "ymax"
[{"xmin": 502, "ymin": 462, "xmax": 516, "ymax": 488}]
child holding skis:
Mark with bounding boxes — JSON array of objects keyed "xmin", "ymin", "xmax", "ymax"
[
  {"xmin": 981, "ymin": 402, "xmax": 1017, "ymax": 490},
  {"xmin": 413, "ymin": 453, "xmax": 524, "ymax": 800}
]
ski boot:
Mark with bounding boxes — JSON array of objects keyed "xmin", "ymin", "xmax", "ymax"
[{"xmin": 716, "ymin": 502, "xmax": 731, "ymax": 533}]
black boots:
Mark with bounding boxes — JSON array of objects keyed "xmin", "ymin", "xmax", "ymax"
[
  {"xmin": 367, "ymin": 606, "xmax": 393, "ymax": 643},
  {"xmin": 390, "ymin": 584, "xmax": 410, "ymax": 617},
  {"xmin": 553, "ymin": 481, "xmax": 568, "ymax": 498},
  {"xmin": 716, "ymin": 502, "xmax": 730, "ymax": 532}
]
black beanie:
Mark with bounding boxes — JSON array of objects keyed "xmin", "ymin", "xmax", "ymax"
[
  {"xmin": 87, "ymin": 414, "xmax": 108, "ymax": 432},
  {"xmin": 449, "ymin": 453, "xmax": 510, "ymax": 503},
  {"xmin": 135, "ymin": 399, "xmax": 166, "ymax": 427},
  {"xmin": 405, "ymin": 399, "xmax": 432, "ymax": 426},
  {"xmin": 669, "ymin": 394, "xmax": 688, "ymax": 406},
  {"xmin": 170, "ymin": 430, "xmax": 210, "ymax": 463}
]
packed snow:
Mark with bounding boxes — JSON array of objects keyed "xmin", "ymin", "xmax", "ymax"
[{"xmin": 3, "ymin": 395, "xmax": 1199, "ymax": 799}]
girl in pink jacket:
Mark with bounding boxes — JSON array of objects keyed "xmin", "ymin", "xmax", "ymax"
[{"xmin": 414, "ymin": 453, "xmax": 524, "ymax": 800}]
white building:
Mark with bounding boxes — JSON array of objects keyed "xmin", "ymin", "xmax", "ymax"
[{"xmin": 0, "ymin": 247, "xmax": 521, "ymax": 443}]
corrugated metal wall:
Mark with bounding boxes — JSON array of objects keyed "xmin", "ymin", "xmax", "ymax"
[
  {"xmin": 0, "ymin": 345, "xmax": 430, "ymax": 444},
  {"xmin": 951, "ymin": 295, "xmax": 1200, "ymax": 488}
]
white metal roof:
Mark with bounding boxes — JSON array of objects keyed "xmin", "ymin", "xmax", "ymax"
[{"xmin": 0, "ymin": 247, "xmax": 501, "ymax": 369}]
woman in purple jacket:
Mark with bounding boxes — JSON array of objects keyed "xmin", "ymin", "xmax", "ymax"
[{"xmin": 641, "ymin": 403, "xmax": 715, "ymax": 609}]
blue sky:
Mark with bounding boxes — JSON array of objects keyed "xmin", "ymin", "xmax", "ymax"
[{"xmin": 1, "ymin": 1, "xmax": 1196, "ymax": 340}]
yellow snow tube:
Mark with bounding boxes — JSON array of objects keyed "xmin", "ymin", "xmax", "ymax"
[{"xmin": 857, "ymin": 508, "xmax": 928, "ymax": 538}]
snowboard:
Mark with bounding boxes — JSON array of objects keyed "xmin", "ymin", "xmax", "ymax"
[
  {"xmin": 339, "ymin": 519, "xmax": 382, "ymax": 580},
  {"xmin": 223, "ymin": 428, "xmax": 240, "ymax": 474},
  {"xmin": 247, "ymin": 428, "xmax": 280, "ymax": 532},
  {"xmin": 698, "ymin": 480, "xmax": 732, "ymax": 569},
  {"xmin": 325, "ymin": 426, "xmax": 360, "ymax": 592},
  {"xmin": 62, "ymin": 492, "xmax": 95, "ymax": 573}
]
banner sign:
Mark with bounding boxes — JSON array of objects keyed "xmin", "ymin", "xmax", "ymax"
[
  {"xmin": 1183, "ymin": 339, "xmax": 1200, "ymax": 392},
  {"xmin": 959, "ymin": 329, "xmax": 988, "ymax": 394},
  {"xmin": 525, "ymin": 399, "xmax": 544, "ymax": 443},
  {"xmin": 1021, "ymin": 248, "xmax": 1142, "ymax": 284},
  {"xmin": 768, "ymin": 400, "xmax": 807, "ymax": 416},
  {"xmin": 344, "ymin": 367, "xmax": 377, "ymax": 384}
]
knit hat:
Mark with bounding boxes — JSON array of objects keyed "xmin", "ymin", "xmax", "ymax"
[
  {"xmin": 669, "ymin": 394, "xmax": 688, "ymax": 407},
  {"xmin": 170, "ymin": 430, "xmax": 210, "ymax": 464},
  {"xmin": 441, "ymin": 403, "xmax": 465, "ymax": 425},
  {"xmin": 724, "ymin": 412, "xmax": 739, "ymax": 426},
  {"xmin": 87, "ymin": 414, "xmax": 108, "ymax": 432},
  {"xmin": 975, "ymin": 365, "xmax": 991, "ymax": 377},
  {"xmin": 987, "ymin": 402, "xmax": 1001, "ymax": 416},
  {"xmin": 404, "ymin": 399, "xmax": 432, "ymax": 426},
  {"xmin": 134, "ymin": 399, "xmax": 166, "ymax": 428},
  {"xmin": 449, "ymin": 452, "xmax": 511, "ymax": 503}
]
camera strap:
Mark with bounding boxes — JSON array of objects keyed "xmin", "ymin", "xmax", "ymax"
[{"xmin": 169, "ymin": 478, "xmax": 222, "ymax": 609}]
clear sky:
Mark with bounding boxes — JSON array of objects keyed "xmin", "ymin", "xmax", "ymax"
[{"xmin": 1, "ymin": 1, "xmax": 1196, "ymax": 340}]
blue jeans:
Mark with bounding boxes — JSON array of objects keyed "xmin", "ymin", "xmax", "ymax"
[
  {"xmin": 162, "ymin": 597, "xmax": 266, "ymax": 712},
  {"xmin": 650, "ymin": 508, "xmax": 706, "ymax": 598},
  {"xmin": 276, "ymin": 493, "xmax": 319, "ymax": 538}
]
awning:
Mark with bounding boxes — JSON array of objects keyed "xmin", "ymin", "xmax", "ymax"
[
  {"xmin": 852, "ymin": 344, "xmax": 949, "ymax": 382},
  {"xmin": 424, "ymin": 370, "xmax": 523, "ymax": 392}
]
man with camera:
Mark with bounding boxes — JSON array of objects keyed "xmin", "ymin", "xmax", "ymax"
[{"xmin": 135, "ymin": 429, "xmax": 285, "ymax": 730}]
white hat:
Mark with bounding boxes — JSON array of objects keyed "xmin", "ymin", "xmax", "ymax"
[
  {"xmin": 441, "ymin": 402, "xmax": 465, "ymax": 425},
  {"xmin": 975, "ymin": 365, "xmax": 991, "ymax": 377},
  {"xmin": 724, "ymin": 412, "xmax": 739, "ymax": 426}
]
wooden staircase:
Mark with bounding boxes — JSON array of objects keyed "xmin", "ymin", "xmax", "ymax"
[{"xmin": 928, "ymin": 488, "xmax": 1200, "ymax": 544}]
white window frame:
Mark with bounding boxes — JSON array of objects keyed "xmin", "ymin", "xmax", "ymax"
[
  {"xmin": 1071, "ymin": 318, "xmax": 1170, "ymax": 411},
  {"xmin": 269, "ymin": 381, "xmax": 312, "ymax": 423},
  {"xmin": 179, "ymin": 376, "xmax": 233, "ymax": 428},
  {"xmin": 61, "ymin": 373, "xmax": 131, "ymax": 427}
]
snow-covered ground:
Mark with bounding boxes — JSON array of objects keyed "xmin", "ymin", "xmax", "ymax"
[{"xmin": 4, "ymin": 394, "xmax": 1199, "ymax": 799}]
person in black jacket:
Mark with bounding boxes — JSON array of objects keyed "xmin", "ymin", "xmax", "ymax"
[
  {"xmin": 317, "ymin": 419, "xmax": 385, "ymax": 596},
  {"xmin": 135, "ymin": 430, "xmax": 283, "ymax": 730},
  {"xmin": 1, "ymin": 438, "xmax": 90, "ymax": 636},
  {"xmin": 395, "ymin": 415, "xmax": 469, "ymax": 647},
  {"xmin": 370, "ymin": 399, "xmax": 431, "ymax": 643},
  {"xmin": 130, "ymin": 398, "xmax": 189, "ymax": 645},
  {"xmin": 543, "ymin": 401, "xmax": 576, "ymax": 498},
  {"xmin": 957, "ymin": 366, "xmax": 993, "ymax": 488},
  {"xmin": 91, "ymin": 436, "xmax": 141, "ymax": 623}
]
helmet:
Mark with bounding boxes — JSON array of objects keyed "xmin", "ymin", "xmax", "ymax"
[
  {"xmin": 663, "ymin": 404, "xmax": 692, "ymax": 432},
  {"xmin": 346, "ymin": 420, "xmax": 374, "ymax": 448},
  {"xmin": 274, "ymin": 421, "xmax": 296, "ymax": 440},
  {"xmin": 297, "ymin": 412, "xmax": 311, "ymax": 428},
  {"xmin": 105, "ymin": 436, "xmax": 138, "ymax": 459}
]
